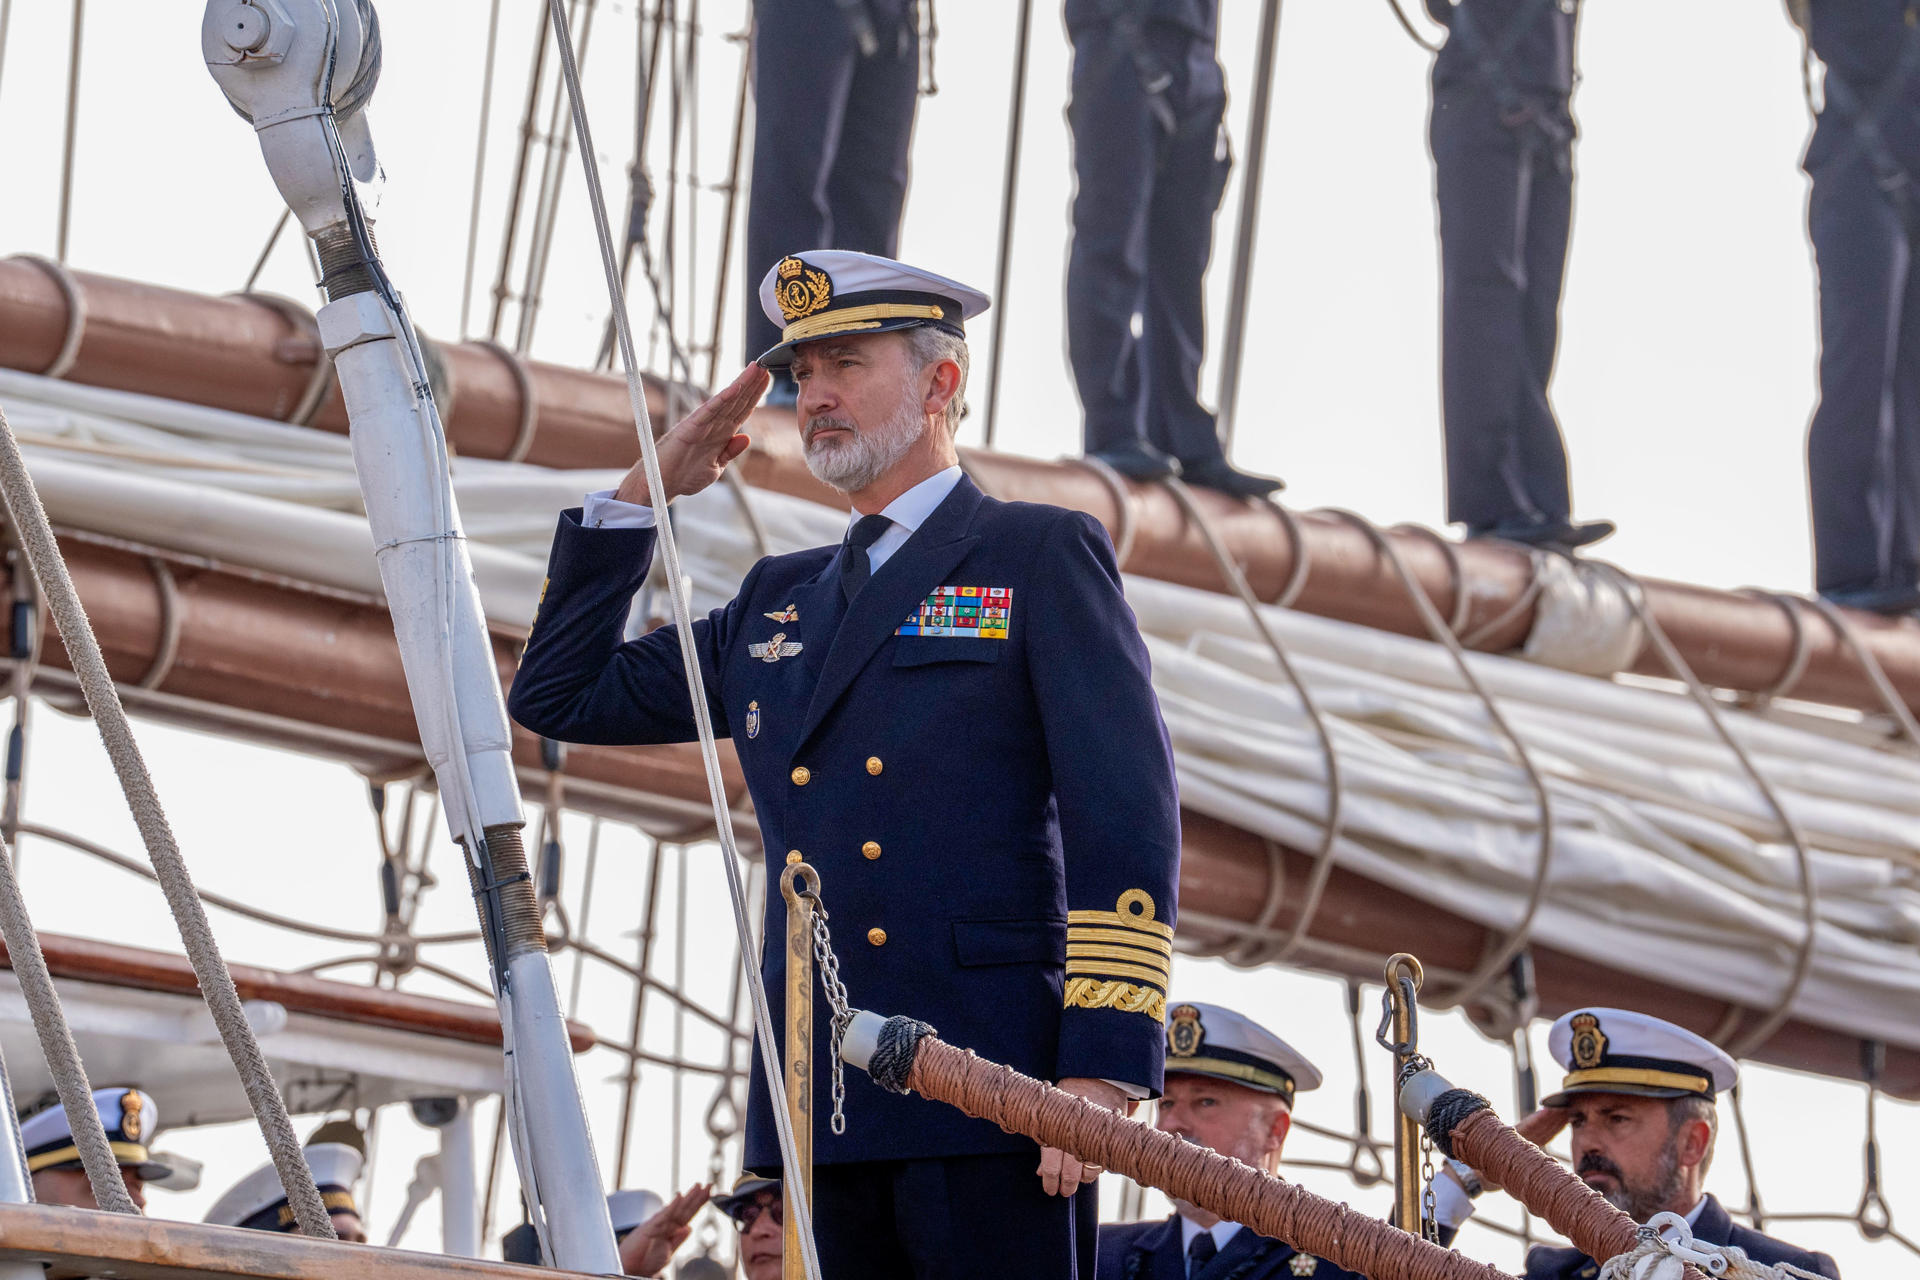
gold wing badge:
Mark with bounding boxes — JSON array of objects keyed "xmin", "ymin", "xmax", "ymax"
[{"xmin": 748, "ymin": 632, "xmax": 803, "ymax": 664}]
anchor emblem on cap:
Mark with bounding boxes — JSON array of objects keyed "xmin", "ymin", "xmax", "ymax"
[{"xmin": 1570, "ymin": 1012, "xmax": 1607, "ymax": 1070}]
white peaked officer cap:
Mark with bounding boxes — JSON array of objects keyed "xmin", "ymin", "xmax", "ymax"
[
  {"xmin": 1542, "ymin": 1008, "xmax": 1739, "ymax": 1106},
  {"xmin": 19, "ymin": 1086, "xmax": 172, "ymax": 1181},
  {"xmin": 607, "ymin": 1188, "xmax": 665, "ymax": 1236},
  {"xmin": 1163, "ymin": 1002, "xmax": 1323, "ymax": 1104},
  {"xmin": 204, "ymin": 1142, "xmax": 363, "ymax": 1233},
  {"xmin": 755, "ymin": 249, "xmax": 991, "ymax": 368}
]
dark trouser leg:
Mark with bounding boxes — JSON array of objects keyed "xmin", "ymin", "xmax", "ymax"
[
  {"xmin": 812, "ymin": 1161, "xmax": 914, "ymax": 1279},
  {"xmin": 1066, "ymin": 26, "xmax": 1157, "ymax": 454},
  {"xmin": 1431, "ymin": 87, "xmax": 1574, "ymax": 528},
  {"xmin": 822, "ymin": 4, "xmax": 919, "ymax": 257},
  {"xmin": 1808, "ymin": 151, "xmax": 1909, "ymax": 593},
  {"xmin": 1142, "ymin": 57, "xmax": 1230, "ymax": 466},
  {"xmin": 1516, "ymin": 114, "xmax": 1575, "ymax": 524},
  {"xmin": 744, "ymin": 0, "xmax": 859, "ymax": 363}
]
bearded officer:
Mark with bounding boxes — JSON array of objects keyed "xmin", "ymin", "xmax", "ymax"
[
  {"xmin": 510, "ymin": 248, "xmax": 1182, "ymax": 1279},
  {"xmin": 18, "ymin": 1086, "xmax": 170, "ymax": 1212},
  {"xmin": 1443, "ymin": 1008, "xmax": 1839, "ymax": 1279},
  {"xmin": 204, "ymin": 1142, "xmax": 368, "ymax": 1242}
]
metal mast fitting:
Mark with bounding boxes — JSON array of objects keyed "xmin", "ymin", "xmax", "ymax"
[{"xmin": 201, "ymin": 3, "xmax": 620, "ymax": 1271}]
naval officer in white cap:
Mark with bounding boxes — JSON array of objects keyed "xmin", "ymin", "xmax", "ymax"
[
  {"xmin": 204, "ymin": 1141, "xmax": 367, "ymax": 1242},
  {"xmin": 1445, "ymin": 1007, "xmax": 1839, "ymax": 1279},
  {"xmin": 1097, "ymin": 1002, "xmax": 1372, "ymax": 1280},
  {"xmin": 19, "ymin": 1086, "xmax": 171, "ymax": 1212}
]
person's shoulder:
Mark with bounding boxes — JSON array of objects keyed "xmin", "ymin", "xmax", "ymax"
[
  {"xmin": 1724, "ymin": 1221, "xmax": 1840, "ymax": 1277},
  {"xmin": 1097, "ymin": 1215, "xmax": 1172, "ymax": 1266},
  {"xmin": 976, "ymin": 496, "xmax": 1110, "ymax": 548},
  {"xmin": 1520, "ymin": 1243, "xmax": 1589, "ymax": 1280}
]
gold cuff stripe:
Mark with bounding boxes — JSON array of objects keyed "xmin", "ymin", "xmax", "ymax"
[
  {"xmin": 1067, "ymin": 909, "xmax": 1174, "ymax": 941},
  {"xmin": 781, "ymin": 303, "xmax": 946, "ymax": 345},
  {"xmin": 27, "ymin": 1141, "xmax": 149, "ymax": 1173},
  {"xmin": 1167, "ymin": 1055, "xmax": 1295, "ymax": 1097},
  {"xmin": 1066, "ymin": 958, "xmax": 1168, "ymax": 989},
  {"xmin": 1065, "ymin": 926, "xmax": 1174, "ymax": 957},
  {"xmin": 1561, "ymin": 1066, "xmax": 1712, "ymax": 1094},
  {"xmin": 1066, "ymin": 942, "xmax": 1172, "ymax": 978},
  {"xmin": 1064, "ymin": 977, "xmax": 1167, "ymax": 1022}
]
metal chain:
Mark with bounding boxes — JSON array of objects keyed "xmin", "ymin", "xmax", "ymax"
[
  {"xmin": 1420, "ymin": 1129, "xmax": 1441, "ymax": 1245},
  {"xmin": 802, "ymin": 892, "xmax": 855, "ymax": 1136}
]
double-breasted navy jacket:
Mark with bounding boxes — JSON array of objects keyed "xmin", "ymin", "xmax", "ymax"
[
  {"xmin": 508, "ymin": 476, "xmax": 1182, "ymax": 1169},
  {"xmin": 1097, "ymin": 1216, "xmax": 1360, "ymax": 1280}
]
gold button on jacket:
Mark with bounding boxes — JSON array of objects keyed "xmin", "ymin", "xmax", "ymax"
[
  {"xmin": 791, "ymin": 766, "xmax": 811, "ymax": 786},
  {"xmin": 867, "ymin": 927, "xmax": 887, "ymax": 947},
  {"xmin": 866, "ymin": 756, "xmax": 883, "ymax": 775},
  {"xmin": 861, "ymin": 841, "xmax": 882, "ymax": 860}
]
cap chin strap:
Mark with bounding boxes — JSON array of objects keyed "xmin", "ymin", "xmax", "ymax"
[
  {"xmin": 26, "ymin": 1140, "xmax": 150, "ymax": 1173},
  {"xmin": 1560, "ymin": 1066, "xmax": 1711, "ymax": 1095},
  {"xmin": 781, "ymin": 303, "xmax": 946, "ymax": 345}
]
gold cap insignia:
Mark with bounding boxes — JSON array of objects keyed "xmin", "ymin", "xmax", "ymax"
[
  {"xmin": 120, "ymin": 1090, "xmax": 145, "ymax": 1142},
  {"xmin": 1167, "ymin": 1004, "xmax": 1204, "ymax": 1058},
  {"xmin": 1570, "ymin": 1012, "xmax": 1607, "ymax": 1070},
  {"xmin": 1290, "ymin": 1253, "xmax": 1319, "ymax": 1276},
  {"xmin": 775, "ymin": 257, "xmax": 833, "ymax": 323}
]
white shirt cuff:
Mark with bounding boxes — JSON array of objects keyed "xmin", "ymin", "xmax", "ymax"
[
  {"xmin": 583, "ymin": 488, "xmax": 658, "ymax": 529},
  {"xmin": 1102, "ymin": 1078, "xmax": 1150, "ymax": 1101},
  {"xmin": 1431, "ymin": 1169, "xmax": 1475, "ymax": 1230}
]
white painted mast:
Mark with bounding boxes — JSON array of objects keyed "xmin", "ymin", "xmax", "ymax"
[{"xmin": 200, "ymin": 2, "xmax": 619, "ymax": 1270}]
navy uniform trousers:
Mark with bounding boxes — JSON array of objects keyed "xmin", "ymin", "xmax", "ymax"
[
  {"xmin": 1523, "ymin": 1195, "xmax": 1838, "ymax": 1280},
  {"xmin": 1805, "ymin": 6, "xmax": 1920, "ymax": 595},
  {"xmin": 510, "ymin": 477, "xmax": 1182, "ymax": 1279},
  {"xmin": 1428, "ymin": 0, "xmax": 1579, "ymax": 532},
  {"xmin": 1065, "ymin": 3, "xmax": 1232, "ymax": 468},
  {"xmin": 744, "ymin": 0, "xmax": 919, "ymax": 363},
  {"xmin": 1097, "ymin": 1217, "xmax": 1363, "ymax": 1280}
]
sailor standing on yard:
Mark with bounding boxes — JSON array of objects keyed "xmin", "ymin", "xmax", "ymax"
[{"xmin": 511, "ymin": 249, "xmax": 1182, "ymax": 1279}]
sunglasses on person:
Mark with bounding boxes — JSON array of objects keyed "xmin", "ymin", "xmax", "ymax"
[{"xmin": 728, "ymin": 1197, "xmax": 783, "ymax": 1231}]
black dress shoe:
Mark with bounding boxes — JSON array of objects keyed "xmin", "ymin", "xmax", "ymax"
[
  {"xmin": 1466, "ymin": 516, "xmax": 1616, "ymax": 552},
  {"xmin": 1177, "ymin": 455, "xmax": 1285, "ymax": 499},
  {"xmin": 1085, "ymin": 441, "xmax": 1180, "ymax": 481},
  {"xmin": 1820, "ymin": 580, "xmax": 1920, "ymax": 615}
]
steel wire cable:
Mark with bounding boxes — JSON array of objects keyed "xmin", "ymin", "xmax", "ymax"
[{"xmin": 540, "ymin": 1, "xmax": 823, "ymax": 1270}]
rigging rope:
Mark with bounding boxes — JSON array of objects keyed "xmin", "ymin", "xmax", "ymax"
[
  {"xmin": 0, "ymin": 401, "xmax": 335, "ymax": 1237},
  {"xmin": 0, "ymin": 835, "xmax": 136, "ymax": 1214},
  {"xmin": 459, "ymin": 0, "xmax": 507, "ymax": 341},
  {"xmin": 541, "ymin": 1, "xmax": 823, "ymax": 1271}
]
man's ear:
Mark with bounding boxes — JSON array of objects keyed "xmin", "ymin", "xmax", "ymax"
[
  {"xmin": 923, "ymin": 356, "xmax": 960, "ymax": 419},
  {"xmin": 1266, "ymin": 1103, "xmax": 1293, "ymax": 1163},
  {"xmin": 1674, "ymin": 1116, "xmax": 1712, "ymax": 1170}
]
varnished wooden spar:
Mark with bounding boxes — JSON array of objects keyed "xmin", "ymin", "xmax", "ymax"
[
  {"xmin": 0, "ymin": 259, "xmax": 1917, "ymax": 719},
  {"xmin": 1, "ymin": 518, "xmax": 1914, "ymax": 1098},
  {"xmin": 0, "ymin": 1202, "xmax": 599, "ymax": 1280},
  {"xmin": 0, "ymin": 933, "xmax": 596, "ymax": 1054}
]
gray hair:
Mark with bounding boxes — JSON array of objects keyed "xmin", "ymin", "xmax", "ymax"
[{"xmin": 903, "ymin": 326, "xmax": 970, "ymax": 436}]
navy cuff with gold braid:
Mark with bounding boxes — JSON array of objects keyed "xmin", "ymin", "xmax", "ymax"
[{"xmin": 1064, "ymin": 889, "xmax": 1170, "ymax": 1022}]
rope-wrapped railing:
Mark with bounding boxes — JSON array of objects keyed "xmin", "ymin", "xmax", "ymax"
[
  {"xmin": 841, "ymin": 1012, "xmax": 1515, "ymax": 1280},
  {"xmin": 1397, "ymin": 1071, "xmax": 1707, "ymax": 1280}
]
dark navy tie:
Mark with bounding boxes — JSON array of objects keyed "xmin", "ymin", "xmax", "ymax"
[
  {"xmin": 840, "ymin": 514, "xmax": 893, "ymax": 603},
  {"xmin": 1187, "ymin": 1231, "xmax": 1217, "ymax": 1279}
]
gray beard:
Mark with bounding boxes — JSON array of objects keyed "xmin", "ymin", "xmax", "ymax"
[
  {"xmin": 1604, "ymin": 1141, "xmax": 1688, "ymax": 1224},
  {"xmin": 803, "ymin": 395, "xmax": 927, "ymax": 494}
]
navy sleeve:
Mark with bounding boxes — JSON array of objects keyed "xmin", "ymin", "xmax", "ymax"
[
  {"xmin": 506, "ymin": 509, "xmax": 755, "ymax": 745},
  {"xmin": 1024, "ymin": 510, "xmax": 1181, "ymax": 1091}
]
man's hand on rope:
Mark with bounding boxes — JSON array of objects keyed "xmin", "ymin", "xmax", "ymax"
[
  {"xmin": 1472, "ymin": 1104, "xmax": 1569, "ymax": 1194},
  {"xmin": 1038, "ymin": 1077, "xmax": 1136, "ymax": 1196},
  {"xmin": 618, "ymin": 1183, "xmax": 712, "ymax": 1277},
  {"xmin": 614, "ymin": 364, "xmax": 770, "ymax": 508}
]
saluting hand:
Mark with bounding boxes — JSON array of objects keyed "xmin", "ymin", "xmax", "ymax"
[
  {"xmin": 1037, "ymin": 1077, "xmax": 1136, "ymax": 1197},
  {"xmin": 618, "ymin": 1182, "xmax": 713, "ymax": 1277},
  {"xmin": 614, "ymin": 363, "xmax": 771, "ymax": 508}
]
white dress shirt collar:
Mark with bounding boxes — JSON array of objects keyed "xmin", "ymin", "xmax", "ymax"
[
  {"xmin": 1176, "ymin": 1213, "xmax": 1243, "ymax": 1255},
  {"xmin": 848, "ymin": 464, "xmax": 964, "ymax": 536}
]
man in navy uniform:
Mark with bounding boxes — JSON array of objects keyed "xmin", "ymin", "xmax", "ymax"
[
  {"xmin": 745, "ymin": 0, "xmax": 921, "ymax": 406},
  {"xmin": 712, "ymin": 1175, "xmax": 784, "ymax": 1280},
  {"xmin": 1425, "ymin": 0, "xmax": 1612, "ymax": 551},
  {"xmin": 1793, "ymin": 1, "xmax": 1920, "ymax": 613},
  {"xmin": 1097, "ymin": 1002, "xmax": 1348, "ymax": 1280},
  {"xmin": 204, "ymin": 1141, "xmax": 368, "ymax": 1242},
  {"xmin": 510, "ymin": 248, "xmax": 1182, "ymax": 1278},
  {"xmin": 1064, "ymin": 0, "xmax": 1282, "ymax": 499},
  {"xmin": 19, "ymin": 1086, "xmax": 171, "ymax": 1213},
  {"xmin": 1445, "ymin": 1008, "xmax": 1840, "ymax": 1279}
]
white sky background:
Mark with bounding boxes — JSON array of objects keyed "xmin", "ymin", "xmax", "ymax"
[{"xmin": 0, "ymin": 0, "xmax": 1909, "ymax": 1276}]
